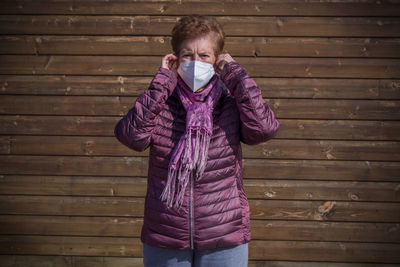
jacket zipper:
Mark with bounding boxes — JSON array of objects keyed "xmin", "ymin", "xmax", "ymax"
[{"xmin": 189, "ymin": 174, "xmax": 194, "ymax": 249}]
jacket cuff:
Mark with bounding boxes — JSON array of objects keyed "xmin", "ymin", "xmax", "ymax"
[
  {"xmin": 220, "ymin": 62, "xmax": 248, "ymax": 95},
  {"xmin": 157, "ymin": 67, "xmax": 178, "ymax": 95}
]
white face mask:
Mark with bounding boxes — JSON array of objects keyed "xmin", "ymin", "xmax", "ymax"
[{"xmin": 177, "ymin": 60, "xmax": 215, "ymax": 92}]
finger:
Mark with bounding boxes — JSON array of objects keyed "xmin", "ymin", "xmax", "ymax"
[
  {"xmin": 166, "ymin": 54, "xmax": 177, "ymax": 63},
  {"xmin": 216, "ymin": 54, "xmax": 225, "ymax": 65},
  {"xmin": 168, "ymin": 55, "xmax": 178, "ymax": 69},
  {"xmin": 162, "ymin": 54, "xmax": 176, "ymax": 69},
  {"xmin": 168, "ymin": 59, "xmax": 174, "ymax": 70},
  {"xmin": 217, "ymin": 60, "xmax": 227, "ymax": 72}
]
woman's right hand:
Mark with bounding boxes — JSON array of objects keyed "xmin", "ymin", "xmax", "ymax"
[{"xmin": 161, "ymin": 54, "xmax": 179, "ymax": 73}]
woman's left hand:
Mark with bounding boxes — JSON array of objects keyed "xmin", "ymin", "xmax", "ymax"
[{"xmin": 216, "ymin": 53, "xmax": 235, "ymax": 75}]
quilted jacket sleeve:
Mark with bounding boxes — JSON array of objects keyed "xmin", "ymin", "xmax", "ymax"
[
  {"xmin": 114, "ymin": 67, "xmax": 177, "ymax": 152},
  {"xmin": 221, "ymin": 62, "xmax": 280, "ymax": 145}
]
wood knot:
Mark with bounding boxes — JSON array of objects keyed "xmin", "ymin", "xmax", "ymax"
[
  {"xmin": 395, "ymin": 184, "xmax": 400, "ymax": 192},
  {"xmin": 265, "ymin": 190, "xmax": 276, "ymax": 198},
  {"xmin": 84, "ymin": 140, "xmax": 95, "ymax": 155},
  {"xmin": 159, "ymin": 5, "xmax": 167, "ymax": 13},
  {"xmin": 348, "ymin": 192, "xmax": 360, "ymax": 201},
  {"xmin": 253, "ymin": 49, "xmax": 260, "ymax": 57},
  {"xmin": 390, "ymin": 81, "xmax": 400, "ymax": 89},
  {"xmin": 318, "ymin": 201, "xmax": 336, "ymax": 219},
  {"xmin": 276, "ymin": 18, "xmax": 284, "ymax": 27},
  {"xmin": 117, "ymin": 76, "xmax": 126, "ymax": 84}
]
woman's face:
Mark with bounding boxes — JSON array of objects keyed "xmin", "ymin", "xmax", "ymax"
[{"xmin": 177, "ymin": 33, "xmax": 217, "ymax": 66}]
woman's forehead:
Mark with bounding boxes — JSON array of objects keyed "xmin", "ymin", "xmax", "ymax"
[{"xmin": 179, "ymin": 35, "xmax": 216, "ymax": 52}]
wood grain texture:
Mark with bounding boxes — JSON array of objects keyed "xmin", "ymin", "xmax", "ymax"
[
  {"xmin": 1, "ymin": 155, "xmax": 399, "ymax": 181},
  {"xmin": 2, "ymin": 1, "xmax": 400, "ymax": 16},
  {"xmin": 1, "ymin": 215, "xmax": 398, "ymax": 243},
  {"xmin": 1, "ymin": 255, "xmax": 399, "ymax": 267},
  {"xmin": 0, "ymin": 175, "xmax": 398, "ymax": 202},
  {"xmin": 1, "ymin": 55, "xmax": 400, "ymax": 78},
  {"xmin": 1, "ymin": 16, "xmax": 399, "ymax": 37},
  {"xmin": 1, "ymin": 95, "xmax": 399, "ymax": 120},
  {"xmin": 1, "ymin": 0, "xmax": 399, "ymax": 264},
  {"xmin": 0, "ymin": 195, "xmax": 399, "ymax": 222},
  {"xmin": 1, "ymin": 116, "xmax": 399, "ymax": 140},
  {"xmin": 1, "ymin": 75, "xmax": 399, "ymax": 100},
  {"xmin": 3, "ymin": 136, "xmax": 400, "ymax": 161},
  {"xmin": 1, "ymin": 36, "xmax": 400, "ymax": 58},
  {"xmin": 0, "ymin": 236, "xmax": 399, "ymax": 263}
]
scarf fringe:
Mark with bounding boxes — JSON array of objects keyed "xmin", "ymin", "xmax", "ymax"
[{"xmin": 160, "ymin": 128, "xmax": 211, "ymax": 209}]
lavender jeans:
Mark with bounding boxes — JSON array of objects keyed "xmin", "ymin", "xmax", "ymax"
[{"xmin": 142, "ymin": 242, "xmax": 249, "ymax": 267}]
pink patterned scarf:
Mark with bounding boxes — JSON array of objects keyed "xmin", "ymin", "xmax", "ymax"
[{"xmin": 160, "ymin": 74, "xmax": 222, "ymax": 209}]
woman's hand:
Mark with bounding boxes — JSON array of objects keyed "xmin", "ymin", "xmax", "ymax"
[
  {"xmin": 215, "ymin": 53, "xmax": 235, "ymax": 75},
  {"xmin": 161, "ymin": 54, "xmax": 179, "ymax": 73}
]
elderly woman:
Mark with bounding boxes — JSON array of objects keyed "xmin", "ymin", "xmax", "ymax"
[{"xmin": 114, "ymin": 15, "xmax": 280, "ymax": 267}]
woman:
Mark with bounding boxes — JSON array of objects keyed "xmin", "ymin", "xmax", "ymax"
[{"xmin": 114, "ymin": 15, "xmax": 280, "ymax": 267}]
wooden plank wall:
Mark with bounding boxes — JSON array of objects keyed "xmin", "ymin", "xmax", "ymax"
[{"xmin": 0, "ymin": 0, "xmax": 400, "ymax": 266}]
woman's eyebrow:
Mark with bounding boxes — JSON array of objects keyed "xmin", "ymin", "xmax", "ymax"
[{"xmin": 180, "ymin": 48, "xmax": 193, "ymax": 53}]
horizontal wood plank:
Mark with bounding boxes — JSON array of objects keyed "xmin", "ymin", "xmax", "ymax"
[
  {"xmin": 0, "ymin": 255, "xmax": 143, "ymax": 267},
  {"xmin": 1, "ymin": 75, "xmax": 399, "ymax": 100},
  {"xmin": 2, "ymin": 36, "xmax": 400, "ymax": 58},
  {"xmin": 4, "ymin": 136, "xmax": 400, "ymax": 161},
  {"xmin": 0, "ymin": 175, "xmax": 148, "ymax": 197},
  {"xmin": 1, "ymin": 16, "xmax": 400, "ymax": 37},
  {"xmin": 0, "ymin": 235, "xmax": 142, "ymax": 257},
  {"xmin": 1, "ymin": 55, "xmax": 400, "ymax": 78},
  {"xmin": 0, "ymin": 136, "xmax": 10, "ymax": 154},
  {"xmin": 0, "ymin": 155, "xmax": 399, "ymax": 181},
  {"xmin": 249, "ymin": 240, "xmax": 400, "ymax": 262},
  {"xmin": 243, "ymin": 159, "xmax": 400, "ymax": 181},
  {"xmin": 2, "ymin": 1, "xmax": 400, "ymax": 16},
  {"xmin": 1, "ymin": 95, "xmax": 399, "ymax": 120},
  {"xmin": 0, "ymin": 195, "xmax": 399, "ymax": 222},
  {"xmin": 1, "ymin": 215, "xmax": 398, "ymax": 243},
  {"xmin": 244, "ymin": 179, "xmax": 400, "ymax": 202},
  {"xmin": 1, "ymin": 175, "xmax": 398, "ymax": 202},
  {"xmin": 0, "ymin": 195, "xmax": 145, "ymax": 217},
  {"xmin": 250, "ymin": 220, "xmax": 400, "ymax": 243},
  {"xmin": 0, "ymin": 215, "xmax": 143, "ymax": 238},
  {"xmin": 0, "ymin": 256, "xmax": 398, "ymax": 267},
  {"xmin": 0, "ymin": 115, "xmax": 120, "ymax": 136},
  {"xmin": 0, "ymin": 236, "xmax": 399, "ymax": 262},
  {"xmin": 242, "ymin": 140, "xmax": 400, "ymax": 161},
  {"xmin": 1, "ymin": 116, "xmax": 399, "ymax": 140},
  {"xmin": 249, "ymin": 199, "xmax": 400, "ymax": 222}
]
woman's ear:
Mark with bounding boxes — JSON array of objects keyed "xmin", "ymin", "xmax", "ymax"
[
  {"xmin": 171, "ymin": 60, "xmax": 178, "ymax": 71},
  {"xmin": 169, "ymin": 52, "xmax": 179, "ymax": 71}
]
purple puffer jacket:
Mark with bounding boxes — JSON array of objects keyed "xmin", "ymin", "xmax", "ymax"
[{"xmin": 114, "ymin": 62, "xmax": 280, "ymax": 250}]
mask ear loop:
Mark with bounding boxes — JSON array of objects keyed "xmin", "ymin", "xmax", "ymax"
[
  {"xmin": 171, "ymin": 60, "xmax": 178, "ymax": 72},
  {"xmin": 215, "ymin": 60, "xmax": 227, "ymax": 76},
  {"xmin": 215, "ymin": 49, "xmax": 229, "ymax": 76},
  {"xmin": 171, "ymin": 52, "xmax": 179, "ymax": 72}
]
